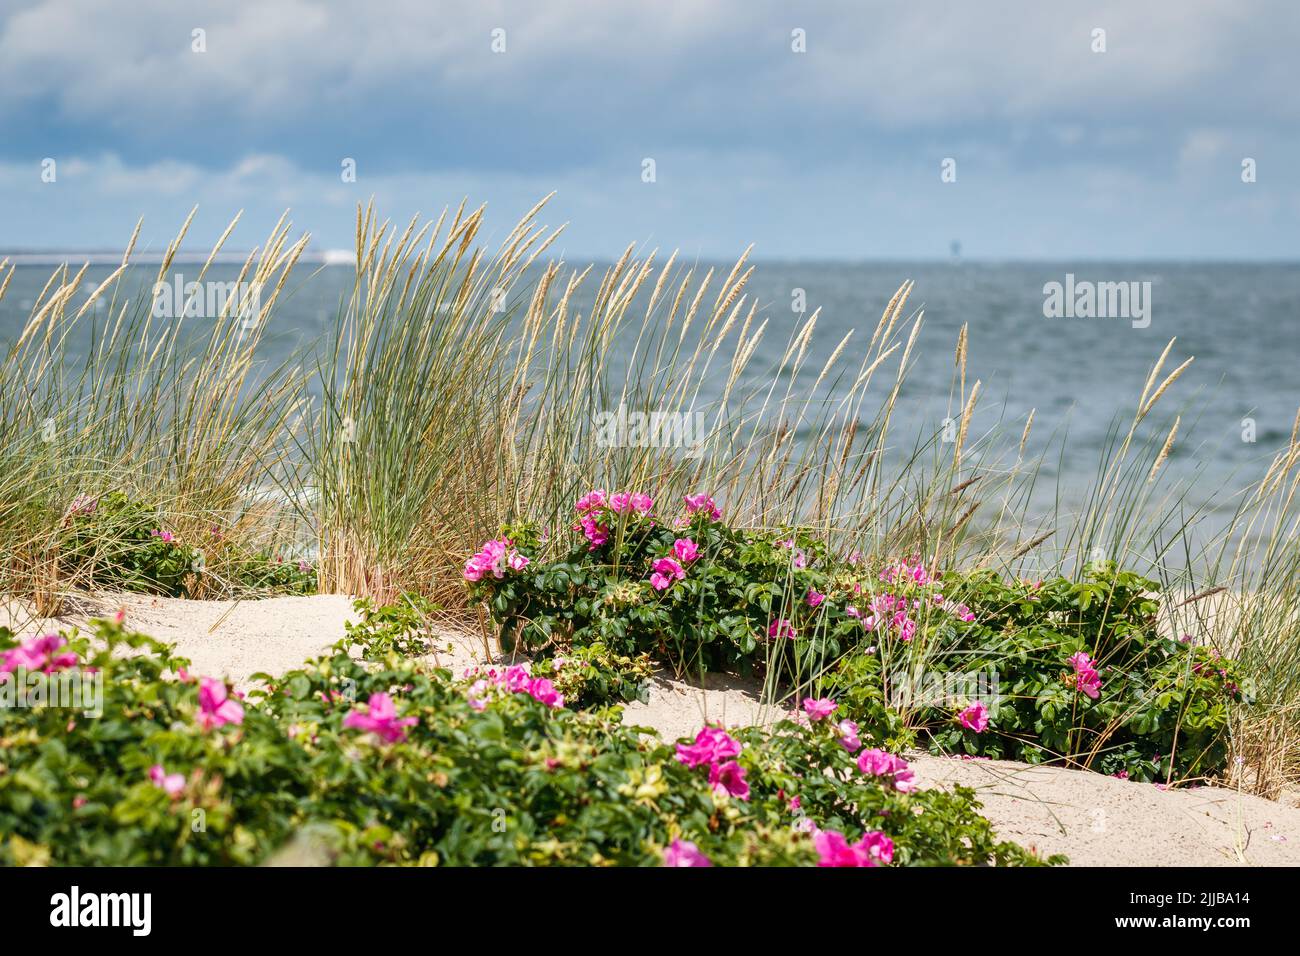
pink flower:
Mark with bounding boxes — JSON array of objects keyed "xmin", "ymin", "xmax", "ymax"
[
  {"xmin": 650, "ymin": 556, "xmax": 686, "ymax": 591},
  {"xmin": 814, "ymin": 829, "xmax": 894, "ymax": 867},
  {"xmin": 467, "ymin": 679, "xmax": 490, "ymax": 711},
  {"xmin": 857, "ymin": 748, "xmax": 917, "ymax": 792},
  {"xmin": 776, "ymin": 538, "xmax": 808, "ymax": 568},
  {"xmin": 502, "ymin": 664, "xmax": 533, "ymax": 693},
  {"xmin": 708, "ymin": 760, "xmax": 750, "ymax": 800},
  {"xmin": 958, "ymin": 701, "xmax": 989, "ymax": 733},
  {"xmin": 575, "ymin": 489, "xmax": 608, "ymax": 513},
  {"xmin": 67, "ymin": 493, "xmax": 98, "ymax": 515},
  {"xmin": 663, "ymin": 838, "xmax": 712, "ymax": 867},
  {"xmin": 609, "ymin": 491, "xmax": 654, "ymax": 515},
  {"xmin": 837, "ymin": 719, "xmax": 862, "ymax": 753},
  {"xmin": 767, "ymin": 619, "xmax": 796, "ymax": 640},
  {"xmin": 683, "ymin": 493, "xmax": 721, "ymax": 521},
  {"xmin": 1068, "ymin": 651, "xmax": 1103, "ymax": 699},
  {"xmin": 806, "ymin": 588, "xmax": 825, "ymax": 608},
  {"xmin": 150, "ymin": 529, "xmax": 175, "ymax": 544},
  {"xmin": 847, "ymin": 550, "xmax": 864, "ymax": 565},
  {"xmin": 342, "ymin": 692, "xmax": 418, "ymax": 743},
  {"xmin": 580, "ymin": 514, "xmax": 609, "ymax": 549},
  {"xmin": 802, "ymin": 697, "xmax": 837, "ymax": 721},
  {"xmin": 675, "ymin": 726, "xmax": 742, "ymax": 768},
  {"xmin": 672, "ymin": 538, "xmax": 699, "ymax": 563},
  {"xmin": 197, "ymin": 677, "xmax": 245, "ymax": 730},
  {"xmin": 149, "ymin": 764, "xmax": 185, "ymax": 797},
  {"xmin": 526, "ymin": 677, "xmax": 566, "ymax": 709},
  {"xmin": 464, "ymin": 537, "xmax": 529, "ymax": 581},
  {"xmin": 880, "ymin": 558, "xmax": 931, "ymax": 587},
  {"xmin": 1, "ymin": 634, "xmax": 79, "ymax": 674}
]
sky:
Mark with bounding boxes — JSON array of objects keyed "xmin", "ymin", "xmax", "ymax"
[{"xmin": 0, "ymin": 0, "xmax": 1296, "ymax": 260}]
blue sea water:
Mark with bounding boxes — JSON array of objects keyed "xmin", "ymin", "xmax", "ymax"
[{"xmin": 3, "ymin": 260, "xmax": 1297, "ymax": 527}]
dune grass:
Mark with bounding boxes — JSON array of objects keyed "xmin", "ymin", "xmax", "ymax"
[{"xmin": 0, "ymin": 197, "xmax": 1296, "ymax": 796}]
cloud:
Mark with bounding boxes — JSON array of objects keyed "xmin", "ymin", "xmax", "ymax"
[{"xmin": 0, "ymin": 1, "xmax": 1295, "ymax": 256}]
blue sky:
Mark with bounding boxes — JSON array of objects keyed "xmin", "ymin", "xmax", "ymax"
[{"xmin": 0, "ymin": 0, "xmax": 1296, "ymax": 259}]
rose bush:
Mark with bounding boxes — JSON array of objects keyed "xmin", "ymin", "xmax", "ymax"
[
  {"xmin": 0, "ymin": 615, "xmax": 1052, "ymax": 866},
  {"xmin": 465, "ymin": 491, "xmax": 1244, "ymax": 784},
  {"xmin": 57, "ymin": 491, "xmax": 315, "ymax": 597}
]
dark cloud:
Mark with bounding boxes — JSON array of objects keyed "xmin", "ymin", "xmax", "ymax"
[{"xmin": 0, "ymin": 0, "xmax": 1295, "ymax": 256}]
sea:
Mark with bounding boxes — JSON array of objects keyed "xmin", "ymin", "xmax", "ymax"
[{"xmin": 3, "ymin": 258, "xmax": 1297, "ymax": 541}]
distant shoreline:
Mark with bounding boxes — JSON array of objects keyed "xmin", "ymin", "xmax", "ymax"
[{"xmin": 0, "ymin": 250, "xmax": 357, "ymax": 267}]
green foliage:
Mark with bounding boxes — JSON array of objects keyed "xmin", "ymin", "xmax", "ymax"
[
  {"xmin": 473, "ymin": 508, "xmax": 1244, "ymax": 783},
  {"xmin": 56, "ymin": 492, "xmax": 315, "ymax": 598},
  {"xmin": 0, "ymin": 617, "xmax": 1050, "ymax": 867},
  {"xmin": 228, "ymin": 551, "xmax": 317, "ymax": 596},
  {"xmin": 474, "ymin": 512, "xmax": 870, "ymax": 678},
  {"xmin": 533, "ymin": 643, "xmax": 655, "ymax": 711},
  {"xmin": 344, "ymin": 595, "xmax": 440, "ymax": 660},
  {"xmin": 59, "ymin": 491, "xmax": 196, "ymax": 597},
  {"xmin": 824, "ymin": 563, "xmax": 1247, "ymax": 781}
]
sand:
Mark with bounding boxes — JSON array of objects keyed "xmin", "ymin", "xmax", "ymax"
[{"xmin": 7, "ymin": 591, "xmax": 1299, "ymax": 867}]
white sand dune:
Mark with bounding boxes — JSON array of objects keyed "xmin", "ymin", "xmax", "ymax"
[{"xmin": 7, "ymin": 592, "xmax": 1299, "ymax": 867}]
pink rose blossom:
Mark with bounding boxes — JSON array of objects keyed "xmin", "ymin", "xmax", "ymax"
[
  {"xmin": 609, "ymin": 491, "xmax": 654, "ymax": 515},
  {"xmin": 342, "ymin": 692, "xmax": 417, "ymax": 743},
  {"xmin": 814, "ymin": 829, "xmax": 894, "ymax": 867},
  {"xmin": 857, "ymin": 748, "xmax": 917, "ymax": 792},
  {"xmin": 806, "ymin": 588, "xmax": 825, "ymax": 608},
  {"xmin": 467, "ymin": 679, "xmax": 490, "ymax": 711},
  {"xmin": 767, "ymin": 619, "xmax": 796, "ymax": 640},
  {"xmin": 1068, "ymin": 651, "xmax": 1103, "ymax": 699},
  {"xmin": 675, "ymin": 726, "xmax": 742, "ymax": 768},
  {"xmin": 526, "ymin": 677, "xmax": 565, "ymax": 709},
  {"xmin": 672, "ymin": 538, "xmax": 699, "ymax": 563},
  {"xmin": 958, "ymin": 701, "xmax": 989, "ymax": 733},
  {"xmin": 149, "ymin": 764, "xmax": 185, "ymax": 797},
  {"xmin": 502, "ymin": 664, "xmax": 532, "ymax": 693},
  {"xmin": 650, "ymin": 556, "xmax": 686, "ymax": 591},
  {"xmin": 575, "ymin": 489, "xmax": 608, "ymax": 513},
  {"xmin": 802, "ymin": 697, "xmax": 837, "ymax": 721},
  {"xmin": 580, "ymin": 514, "xmax": 609, "ymax": 549},
  {"xmin": 1, "ymin": 634, "xmax": 79, "ymax": 674},
  {"xmin": 197, "ymin": 677, "xmax": 244, "ymax": 730},
  {"xmin": 683, "ymin": 493, "xmax": 721, "ymax": 521},
  {"xmin": 708, "ymin": 760, "xmax": 750, "ymax": 800},
  {"xmin": 663, "ymin": 838, "xmax": 712, "ymax": 867},
  {"xmin": 464, "ymin": 537, "xmax": 529, "ymax": 582},
  {"xmin": 837, "ymin": 719, "xmax": 862, "ymax": 752}
]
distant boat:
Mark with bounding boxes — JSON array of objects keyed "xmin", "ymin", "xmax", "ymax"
[{"xmin": 320, "ymin": 249, "xmax": 356, "ymax": 266}]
